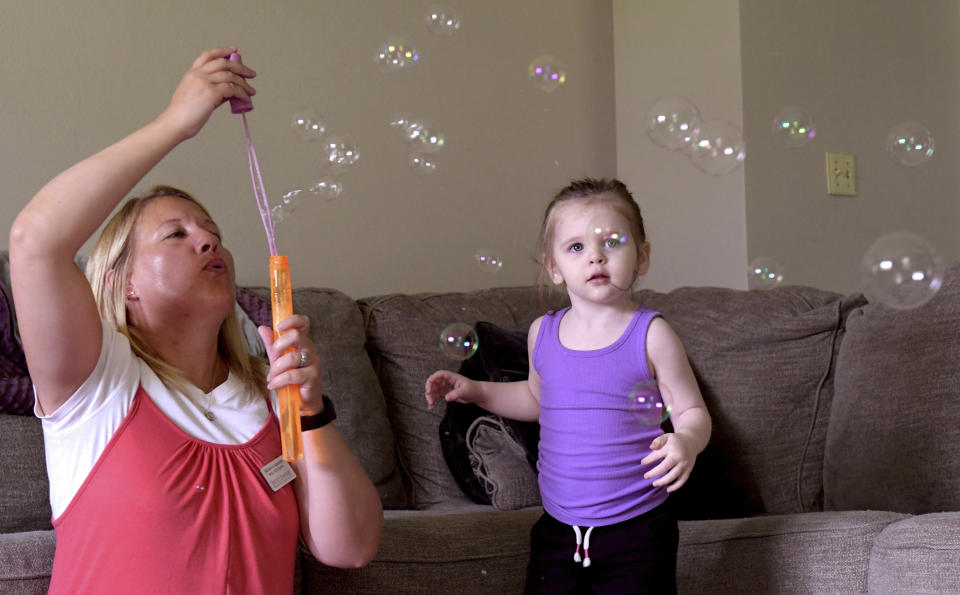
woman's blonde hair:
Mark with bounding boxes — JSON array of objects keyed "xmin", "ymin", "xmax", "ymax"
[{"xmin": 86, "ymin": 185, "xmax": 267, "ymax": 397}]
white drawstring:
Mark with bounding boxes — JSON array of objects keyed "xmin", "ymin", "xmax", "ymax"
[{"xmin": 571, "ymin": 525, "xmax": 595, "ymax": 567}]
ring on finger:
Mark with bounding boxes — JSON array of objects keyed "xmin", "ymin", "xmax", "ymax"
[{"xmin": 297, "ymin": 350, "xmax": 309, "ymax": 368}]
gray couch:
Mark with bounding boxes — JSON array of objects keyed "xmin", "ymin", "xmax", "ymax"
[{"xmin": 3, "ymin": 263, "xmax": 960, "ymax": 593}]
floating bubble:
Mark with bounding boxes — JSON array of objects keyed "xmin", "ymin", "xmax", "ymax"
[
  {"xmin": 528, "ymin": 55, "xmax": 566, "ymax": 93},
  {"xmin": 376, "ymin": 37, "xmax": 420, "ymax": 72},
  {"xmin": 885, "ymin": 121, "xmax": 934, "ymax": 167},
  {"xmin": 688, "ymin": 119, "xmax": 746, "ymax": 176},
  {"xmin": 308, "ymin": 178, "xmax": 343, "ymax": 200},
  {"xmin": 270, "ymin": 204, "xmax": 286, "ymax": 224},
  {"xmin": 474, "ymin": 250, "xmax": 503, "ymax": 273},
  {"xmin": 586, "ymin": 212, "xmax": 630, "ymax": 253},
  {"xmin": 627, "ymin": 380, "xmax": 671, "ymax": 426},
  {"xmin": 440, "ymin": 323, "xmax": 479, "ymax": 361},
  {"xmin": 291, "ymin": 110, "xmax": 326, "ymax": 141},
  {"xmin": 860, "ymin": 231, "xmax": 944, "ymax": 310},
  {"xmin": 747, "ymin": 257, "xmax": 784, "ymax": 290},
  {"xmin": 280, "ymin": 189, "xmax": 304, "ymax": 212},
  {"xmin": 425, "ymin": 4, "xmax": 460, "ymax": 36},
  {"xmin": 409, "ymin": 153, "xmax": 437, "ymax": 175},
  {"xmin": 402, "ymin": 120, "xmax": 445, "ymax": 153},
  {"xmin": 646, "ymin": 96, "xmax": 701, "ymax": 151},
  {"xmin": 389, "ymin": 113, "xmax": 413, "ymax": 130},
  {"xmin": 772, "ymin": 107, "xmax": 815, "ymax": 148},
  {"xmin": 322, "ymin": 136, "xmax": 360, "ymax": 171}
]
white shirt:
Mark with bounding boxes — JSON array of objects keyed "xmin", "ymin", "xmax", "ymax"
[{"xmin": 36, "ymin": 321, "xmax": 275, "ymax": 518}]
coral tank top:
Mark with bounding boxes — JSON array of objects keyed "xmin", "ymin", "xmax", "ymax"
[{"xmin": 48, "ymin": 385, "xmax": 300, "ymax": 594}]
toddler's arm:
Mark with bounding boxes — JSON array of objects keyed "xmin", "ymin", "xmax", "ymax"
[
  {"xmin": 424, "ymin": 317, "xmax": 543, "ymax": 422},
  {"xmin": 641, "ymin": 317, "xmax": 712, "ymax": 492}
]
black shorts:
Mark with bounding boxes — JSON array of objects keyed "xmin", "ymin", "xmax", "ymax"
[{"xmin": 524, "ymin": 501, "xmax": 678, "ymax": 595}]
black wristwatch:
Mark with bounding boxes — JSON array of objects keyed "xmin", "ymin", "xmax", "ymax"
[{"xmin": 300, "ymin": 395, "xmax": 336, "ymax": 431}]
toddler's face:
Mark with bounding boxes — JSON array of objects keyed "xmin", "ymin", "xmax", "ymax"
[{"xmin": 548, "ymin": 199, "xmax": 649, "ymax": 304}]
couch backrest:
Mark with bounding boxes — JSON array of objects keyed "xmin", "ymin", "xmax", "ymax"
[
  {"xmin": 635, "ymin": 285, "xmax": 864, "ymax": 518},
  {"xmin": 359, "ymin": 283, "xmax": 858, "ymax": 518},
  {"xmin": 825, "ymin": 261, "xmax": 960, "ymax": 514}
]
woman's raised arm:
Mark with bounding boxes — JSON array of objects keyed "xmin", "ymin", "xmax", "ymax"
[{"xmin": 9, "ymin": 47, "xmax": 256, "ymax": 415}]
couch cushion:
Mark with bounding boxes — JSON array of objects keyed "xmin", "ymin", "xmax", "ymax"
[
  {"xmin": 0, "ymin": 415, "xmax": 52, "ymax": 533},
  {"xmin": 248, "ymin": 287, "xmax": 407, "ymax": 508},
  {"xmin": 0, "ymin": 530, "xmax": 55, "ymax": 593},
  {"xmin": 825, "ymin": 261, "xmax": 960, "ymax": 514},
  {"xmin": 867, "ymin": 512, "xmax": 960, "ymax": 594},
  {"xmin": 300, "ymin": 508, "xmax": 542, "ymax": 594},
  {"xmin": 634, "ymin": 285, "xmax": 863, "ymax": 518},
  {"xmin": 359, "ymin": 287, "xmax": 566, "ymax": 509},
  {"xmin": 677, "ymin": 511, "xmax": 906, "ymax": 594}
]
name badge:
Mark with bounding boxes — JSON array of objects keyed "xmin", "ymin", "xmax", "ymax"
[{"xmin": 260, "ymin": 456, "xmax": 297, "ymax": 492}]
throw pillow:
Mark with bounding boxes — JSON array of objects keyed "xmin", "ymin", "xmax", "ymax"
[
  {"xmin": 467, "ymin": 414, "xmax": 540, "ymax": 510},
  {"xmin": 0, "ymin": 281, "xmax": 33, "ymax": 415},
  {"xmin": 439, "ymin": 321, "xmax": 540, "ymax": 507}
]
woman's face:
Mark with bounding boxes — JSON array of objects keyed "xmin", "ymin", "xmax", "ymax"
[{"xmin": 126, "ymin": 196, "xmax": 236, "ymax": 325}]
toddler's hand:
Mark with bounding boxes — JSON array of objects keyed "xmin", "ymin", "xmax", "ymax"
[
  {"xmin": 424, "ymin": 370, "xmax": 474, "ymax": 410},
  {"xmin": 641, "ymin": 432, "xmax": 697, "ymax": 492}
]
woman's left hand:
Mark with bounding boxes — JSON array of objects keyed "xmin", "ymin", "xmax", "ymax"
[{"xmin": 257, "ymin": 315, "xmax": 324, "ymax": 415}]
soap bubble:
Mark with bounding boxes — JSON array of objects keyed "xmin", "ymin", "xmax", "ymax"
[
  {"xmin": 322, "ymin": 136, "xmax": 360, "ymax": 171},
  {"xmin": 425, "ymin": 4, "xmax": 460, "ymax": 36},
  {"xmin": 627, "ymin": 380, "xmax": 671, "ymax": 426},
  {"xmin": 860, "ymin": 231, "xmax": 944, "ymax": 310},
  {"xmin": 586, "ymin": 212, "xmax": 630, "ymax": 253},
  {"xmin": 376, "ymin": 37, "xmax": 420, "ymax": 72},
  {"xmin": 404, "ymin": 120, "xmax": 446, "ymax": 153},
  {"xmin": 528, "ymin": 55, "xmax": 566, "ymax": 93},
  {"xmin": 270, "ymin": 204, "xmax": 286, "ymax": 224},
  {"xmin": 688, "ymin": 119, "xmax": 746, "ymax": 176},
  {"xmin": 885, "ymin": 121, "xmax": 934, "ymax": 166},
  {"xmin": 474, "ymin": 250, "xmax": 503, "ymax": 273},
  {"xmin": 772, "ymin": 107, "xmax": 815, "ymax": 148},
  {"xmin": 747, "ymin": 257, "xmax": 784, "ymax": 290},
  {"xmin": 440, "ymin": 323, "xmax": 479, "ymax": 361},
  {"xmin": 409, "ymin": 153, "xmax": 437, "ymax": 175},
  {"xmin": 308, "ymin": 178, "xmax": 343, "ymax": 200},
  {"xmin": 646, "ymin": 96, "xmax": 701, "ymax": 151},
  {"xmin": 389, "ymin": 113, "xmax": 413, "ymax": 130},
  {"xmin": 291, "ymin": 110, "xmax": 326, "ymax": 141},
  {"xmin": 280, "ymin": 189, "xmax": 304, "ymax": 212}
]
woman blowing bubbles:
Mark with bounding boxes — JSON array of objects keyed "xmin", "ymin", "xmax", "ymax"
[{"xmin": 9, "ymin": 47, "xmax": 382, "ymax": 592}]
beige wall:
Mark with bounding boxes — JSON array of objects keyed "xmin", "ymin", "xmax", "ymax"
[
  {"xmin": 613, "ymin": 0, "xmax": 748, "ymax": 291},
  {"xmin": 739, "ymin": 0, "xmax": 960, "ymax": 294},
  {"xmin": 0, "ymin": 0, "xmax": 616, "ymax": 297}
]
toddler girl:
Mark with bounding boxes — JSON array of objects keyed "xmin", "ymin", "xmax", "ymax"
[{"xmin": 425, "ymin": 177, "xmax": 711, "ymax": 594}]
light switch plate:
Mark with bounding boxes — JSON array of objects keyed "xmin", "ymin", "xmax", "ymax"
[{"xmin": 826, "ymin": 152, "xmax": 856, "ymax": 196}]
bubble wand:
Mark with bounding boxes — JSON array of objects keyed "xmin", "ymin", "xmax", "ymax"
[{"xmin": 229, "ymin": 52, "xmax": 303, "ymax": 462}]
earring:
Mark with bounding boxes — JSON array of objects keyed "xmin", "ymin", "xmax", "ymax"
[{"xmin": 126, "ymin": 289, "xmax": 135, "ymax": 298}]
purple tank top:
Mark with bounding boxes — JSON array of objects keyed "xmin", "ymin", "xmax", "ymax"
[{"xmin": 533, "ymin": 306, "xmax": 668, "ymax": 526}]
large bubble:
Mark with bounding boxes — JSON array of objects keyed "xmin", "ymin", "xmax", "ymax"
[
  {"xmin": 885, "ymin": 121, "xmax": 934, "ymax": 166},
  {"xmin": 376, "ymin": 38, "xmax": 420, "ymax": 72},
  {"xmin": 747, "ymin": 257, "xmax": 784, "ymax": 290},
  {"xmin": 425, "ymin": 4, "xmax": 461, "ymax": 36},
  {"xmin": 646, "ymin": 96, "xmax": 701, "ymax": 151},
  {"xmin": 528, "ymin": 55, "xmax": 566, "ymax": 93},
  {"xmin": 772, "ymin": 107, "xmax": 815, "ymax": 148},
  {"xmin": 688, "ymin": 119, "xmax": 746, "ymax": 176},
  {"xmin": 860, "ymin": 231, "xmax": 944, "ymax": 310},
  {"xmin": 440, "ymin": 323, "xmax": 479, "ymax": 361}
]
